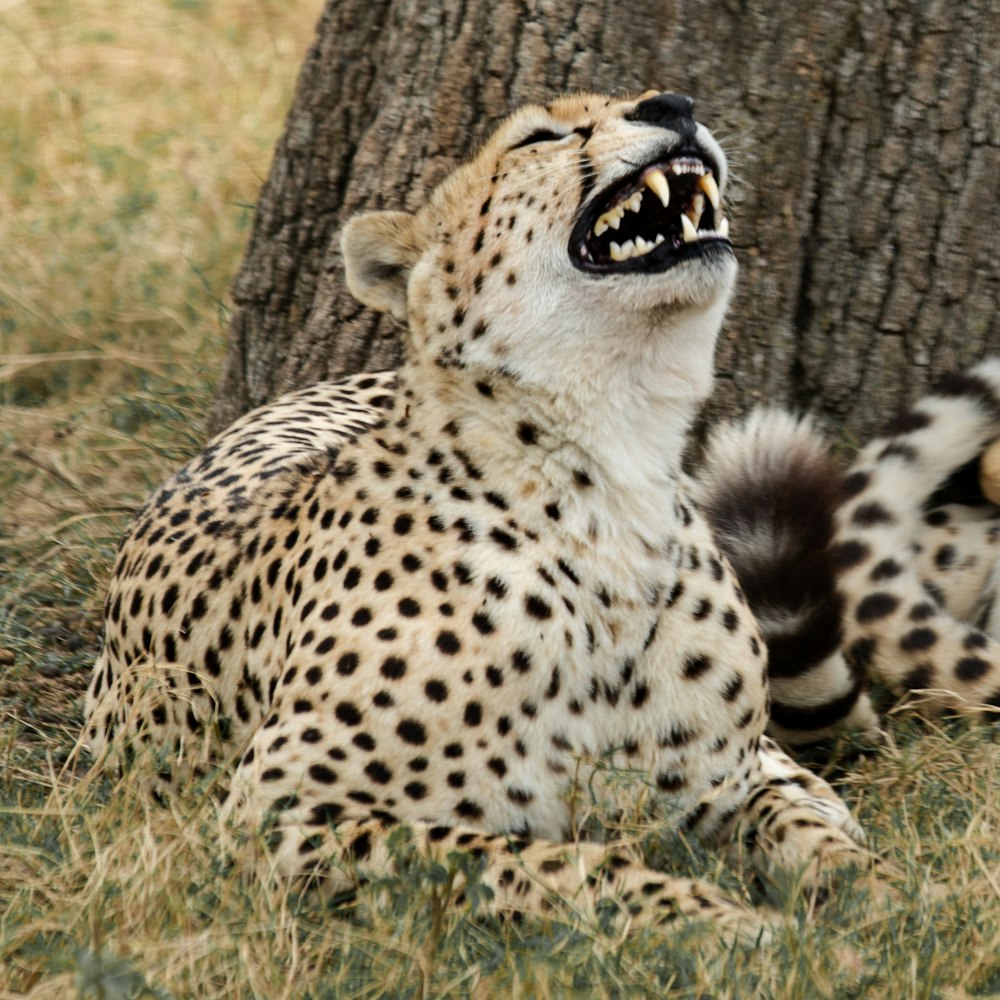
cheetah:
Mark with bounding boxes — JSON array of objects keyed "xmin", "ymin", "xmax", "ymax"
[
  {"xmin": 697, "ymin": 360, "xmax": 1000, "ymax": 743},
  {"xmin": 83, "ymin": 91, "xmax": 868, "ymax": 936}
]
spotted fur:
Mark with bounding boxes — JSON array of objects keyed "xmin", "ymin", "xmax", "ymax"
[
  {"xmin": 697, "ymin": 360, "xmax": 1000, "ymax": 734},
  {"xmin": 83, "ymin": 91, "xmax": 866, "ymax": 937}
]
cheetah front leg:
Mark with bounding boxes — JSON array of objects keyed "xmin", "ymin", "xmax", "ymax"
[
  {"xmin": 727, "ymin": 736, "xmax": 869, "ymax": 893},
  {"xmin": 219, "ymin": 793, "xmax": 772, "ymax": 940}
]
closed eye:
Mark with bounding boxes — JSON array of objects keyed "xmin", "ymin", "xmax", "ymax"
[{"xmin": 509, "ymin": 129, "xmax": 568, "ymax": 150}]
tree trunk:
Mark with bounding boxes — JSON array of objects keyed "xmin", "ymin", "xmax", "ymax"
[{"xmin": 211, "ymin": 0, "xmax": 1000, "ymax": 442}]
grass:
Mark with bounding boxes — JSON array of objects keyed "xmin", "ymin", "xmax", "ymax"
[{"xmin": 2, "ymin": 3, "xmax": 1000, "ymax": 996}]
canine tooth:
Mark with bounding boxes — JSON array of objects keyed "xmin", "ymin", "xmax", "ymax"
[
  {"xmin": 645, "ymin": 168, "xmax": 670, "ymax": 207},
  {"xmin": 698, "ymin": 173, "xmax": 720, "ymax": 210},
  {"xmin": 680, "ymin": 213, "xmax": 698, "ymax": 243},
  {"xmin": 689, "ymin": 193, "xmax": 705, "ymax": 229},
  {"xmin": 717, "ymin": 217, "xmax": 729, "ymax": 238},
  {"xmin": 609, "ymin": 241, "xmax": 625, "ymax": 261}
]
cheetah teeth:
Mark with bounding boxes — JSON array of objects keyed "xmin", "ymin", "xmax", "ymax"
[
  {"xmin": 593, "ymin": 205, "xmax": 624, "ymax": 237},
  {"xmin": 609, "ymin": 234, "xmax": 667, "ymax": 261},
  {"xmin": 592, "ymin": 158, "xmax": 731, "ymax": 254},
  {"xmin": 645, "ymin": 168, "xmax": 670, "ymax": 207},
  {"xmin": 698, "ymin": 173, "xmax": 720, "ymax": 211}
]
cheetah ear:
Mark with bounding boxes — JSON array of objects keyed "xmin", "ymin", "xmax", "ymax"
[{"xmin": 341, "ymin": 210, "xmax": 425, "ymax": 323}]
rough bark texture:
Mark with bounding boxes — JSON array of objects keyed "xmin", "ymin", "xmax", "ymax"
[{"xmin": 212, "ymin": 0, "xmax": 1000, "ymax": 442}]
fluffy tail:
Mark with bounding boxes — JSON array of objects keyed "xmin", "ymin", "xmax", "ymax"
[{"xmin": 695, "ymin": 409, "xmax": 879, "ymax": 744}]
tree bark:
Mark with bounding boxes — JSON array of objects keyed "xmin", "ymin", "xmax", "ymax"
[{"xmin": 212, "ymin": 0, "xmax": 1000, "ymax": 442}]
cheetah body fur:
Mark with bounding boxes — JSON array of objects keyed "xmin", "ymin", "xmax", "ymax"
[{"xmin": 84, "ymin": 92, "xmax": 866, "ymax": 934}]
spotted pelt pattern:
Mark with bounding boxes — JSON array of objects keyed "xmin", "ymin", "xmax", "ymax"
[
  {"xmin": 834, "ymin": 361, "xmax": 1000, "ymax": 713},
  {"xmin": 697, "ymin": 359, "xmax": 1000, "ymax": 737},
  {"xmin": 83, "ymin": 91, "xmax": 867, "ymax": 936}
]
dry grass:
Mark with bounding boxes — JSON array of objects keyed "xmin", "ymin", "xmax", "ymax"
[{"xmin": 2, "ymin": 2, "xmax": 1000, "ymax": 996}]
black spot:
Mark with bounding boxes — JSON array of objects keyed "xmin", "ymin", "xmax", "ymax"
[
  {"xmin": 490, "ymin": 527, "xmax": 518, "ymax": 551},
  {"xmin": 909, "ymin": 602, "xmax": 937, "ymax": 622},
  {"xmin": 425, "ymin": 679, "xmax": 448, "ymax": 702},
  {"xmin": 512, "ymin": 649, "xmax": 531, "ymax": 673},
  {"xmin": 365, "ymin": 761, "xmax": 393, "ymax": 784},
  {"xmin": 856, "ymin": 593, "xmax": 899, "ymax": 622},
  {"xmin": 381, "ymin": 656, "xmax": 407, "ymax": 679},
  {"xmin": 934, "ymin": 545, "xmax": 957, "ymax": 571},
  {"xmin": 832, "ymin": 539, "xmax": 871, "ymax": 570},
  {"xmin": 308, "ymin": 802, "xmax": 343, "ymax": 826},
  {"xmin": 956, "ymin": 656, "xmax": 990, "ymax": 682},
  {"xmin": 683, "ymin": 654, "xmax": 712, "ymax": 679},
  {"xmin": 900, "ymin": 628, "xmax": 937, "ymax": 652},
  {"xmin": 881, "ymin": 409, "xmax": 932, "ymax": 436},
  {"xmin": 525, "ymin": 594, "xmax": 552, "ymax": 620},
  {"xmin": 847, "ymin": 637, "xmax": 876, "ymax": 669},
  {"xmin": 436, "ymin": 631, "xmax": 461, "ymax": 654},
  {"xmin": 903, "ymin": 664, "xmax": 933, "ymax": 689},
  {"xmin": 464, "ymin": 702, "xmax": 483, "ymax": 726},
  {"xmin": 721, "ymin": 675, "xmax": 744, "ymax": 702},
  {"xmin": 309, "ymin": 763, "xmax": 338, "ymax": 784},
  {"xmin": 337, "ymin": 652, "xmax": 359, "ymax": 675},
  {"xmin": 852, "ymin": 502, "xmax": 895, "ymax": 527},
  {"xmin": 657, "ymin": 772, "xmax": 687, "ymax": 793},
  {"xmin": 871, "ymin": 558, "xmax": 902, "ymax": 580},
  {"xmin": 397, "ymin": 719, "xmax": 427, "ymax": 745},
  {"xmin": 472, "ymin": 611, "xmax": 495, "ymax": 635},
  {"xmin": 516, "ymin": 422, "xmax": 538, "ymax": 445},
  {"xmin": 484, "ymin": 491, "xmax": 509, "ymax": 510}
]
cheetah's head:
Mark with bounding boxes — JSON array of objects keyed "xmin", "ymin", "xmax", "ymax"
[{"xmin": 343, "ymin": 91, "xmax": 735, "ymax": 400}]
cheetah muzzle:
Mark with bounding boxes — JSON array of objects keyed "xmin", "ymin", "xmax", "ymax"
[{"xmin": 572, "ymin": 152, "xmax": 729, "ymax": 273}]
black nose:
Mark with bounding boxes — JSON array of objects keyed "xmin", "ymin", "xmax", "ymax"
[{"xmin": 626, "ymin": 93, "xmax": 696, "ymax": 137}]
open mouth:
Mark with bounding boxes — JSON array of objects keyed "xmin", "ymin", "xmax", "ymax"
[{"xmin": 570, "ymin": 150, "xmax": 732, "ymax": 274}]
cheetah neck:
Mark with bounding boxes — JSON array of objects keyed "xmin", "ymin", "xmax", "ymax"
[{"xmin": 398, "ymin": 314, "xmax": 721, "ymax": 548}]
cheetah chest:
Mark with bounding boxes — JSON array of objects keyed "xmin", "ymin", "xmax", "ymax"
[{"xmin": 244, "ymin": 461, "xmax": 768, "ymax": 840}]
